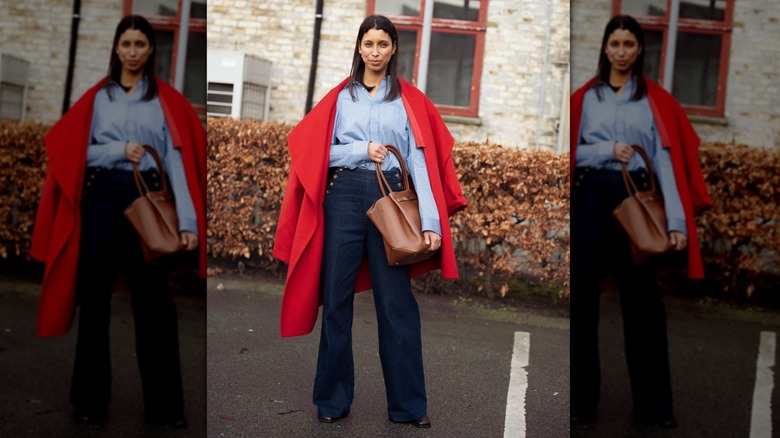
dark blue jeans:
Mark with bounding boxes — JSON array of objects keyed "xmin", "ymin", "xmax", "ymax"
[
  {"xmin": 71, "ymin": 167, "xmax": 184, "ymax": 418},
  {"xmin": 313, "ymin": 168, "xmax": 427, "ymax": 421},
  {"xmin": 570, "ymin": 167, "xmax": 673, "ymax": 420}
]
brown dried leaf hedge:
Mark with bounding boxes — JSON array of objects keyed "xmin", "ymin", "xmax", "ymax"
[
  {"xmin": 0, "ymin": 119, "xmax": 47, "ymax": 259},
  {"xmin": 3, "ymin": 118, "xmax": 779, "ymax": 300}
]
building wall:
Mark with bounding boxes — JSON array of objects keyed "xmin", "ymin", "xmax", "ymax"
[
  {"xmin": 0, "ymin": 1, "xmax": 122, "ymax": 123},
  {"xmin": 207, "ymin": 0, "xmax": 570, "ymax": 150},
  {"xmin": 571, "ymin": 0, "xmax": 780, "ymax": 148}
]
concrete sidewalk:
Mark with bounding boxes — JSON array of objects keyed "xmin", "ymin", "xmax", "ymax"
[{"xmin": 0, "ymin": 278, "xmax": 206, "ymax": 437}]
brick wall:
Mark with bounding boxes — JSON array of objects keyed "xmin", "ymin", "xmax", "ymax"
[
  {"xmin": 207, "ymin": 0, "xmax": 571, "ymax": 150},
  {"xmin": 571, "ymin": 0, "xmax": 780, "ymax": 148},
  {"xmin": 0, "ymin": 1, "xmax": 122, "ymax": 123}
]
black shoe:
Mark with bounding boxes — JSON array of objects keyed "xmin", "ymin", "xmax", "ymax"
[
  {"xmin": 571, "ymin": 409, "xmax": 596, "ymax": 423},
  {"xmin": 318, "ymin": 410, "xmax": 349, "ymax": 423},
  {"xmin": 74, "ymin": 406, "xmax": 107, "ymax": 423},
  {"xmin": 393, "ymin": 414, "xmax": 431, "ymax": 428},
  {"xmin": 146, "ymin": 413, "xmax": 189, "ymax": 428},
  {"xmin": 635, "ymin": 413, "xmax": 677, "ymax": 429}
]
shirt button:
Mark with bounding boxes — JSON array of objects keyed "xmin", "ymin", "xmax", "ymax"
[
  {"xmin": 329, "ymin": 182, "xmax": 334, "ymax": 186},
  {"xmin": 397, "ymin": 183, "xmax": 402, "ymax": 188}
]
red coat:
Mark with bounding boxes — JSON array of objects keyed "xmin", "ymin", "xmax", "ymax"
[
  {"xmin": 570, "ymin": 77, "xmax": 713, "ymax": 279},
  {"xmin": 30, "ymin": 78, "xmax": 207, "ymax": 337},
  {"xmin": 273, "ymin": 78, "xmax": 467, "ymax": 337}
]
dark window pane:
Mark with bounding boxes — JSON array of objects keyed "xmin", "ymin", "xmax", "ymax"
[
  {"xmin": 433, "ymin": 0, "xmax": 480, "ymax": 21},
  {"xmin": 672, "ymin": 32, "xmax": 721, "ymax": 107},
  {"xmin": 621, "ymin": 0, "xmax": 666, "ymax": 17},
  {"xmin": 643, "ymin": 30, "xmax": 663, "ymax": 82},
  {"xmin": 132, "ymin": 0, "xmax": 178, "ymax": 16},
  {"xmin": 183, "ymin": 31, "xmax": 206, "ymax": 106},
  {"xmin": 679, "ymin": 0, "xmax": 726, "ymax": 21},
  {"xmin": 154, "ymin": 30, "xmax": 174, "ymax": 83},
  {"xmin": 427, "ymin": 32, "xmax": 475, "ymax": 107},
  {"xmin": 397, "ymin": 30, "xmax": 417, "ymax": 83},
  {"xmin": 375, "ymin": 0, "xmax": 421, "ymax": 17},
  {"xmin": 0, "ymin": 83, "xmax": 24, "ymax": 120},
  {"xmin": 191, "ymin": 0, "xmax": 207, "ymax": 19}
]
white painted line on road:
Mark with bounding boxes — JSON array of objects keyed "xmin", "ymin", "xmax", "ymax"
[
  {"xmin": 504, "ymin": 331, "xmax": 530, "ymax": 438},
  {"xmin": 750, "ymin": 331, "xmax": 776, "ymax": 438}
]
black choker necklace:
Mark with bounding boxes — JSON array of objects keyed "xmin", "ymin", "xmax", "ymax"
[
  {"xmin": 608, "ymin": 82, "xmax": 622, "ymax": 92},
  {"xmin": 119, "ymin": 83, "xmax": 133, "ymax": 92}
]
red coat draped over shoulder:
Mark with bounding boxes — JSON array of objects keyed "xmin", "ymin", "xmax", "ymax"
[
  {"xmin": 570, "ymin": 77, "xmax": 713, "ymax": 279},
  {"xmin": 30, "ymin": 78, "xmax": 207, "ymax": 337},
  {"xmin": 272, "ymin": 77, "xmax": 467, "ymax": 337}
]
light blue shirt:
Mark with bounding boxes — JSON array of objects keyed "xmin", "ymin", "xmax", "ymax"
[
  {"xmin": 576, "ymin": 77, "xmax": 686, "ymax": 235},
  {"xmin": 330, "ymin": 77, "xmax": 441, "ymax": 235},
  {"xmin": 87, "ymin": 77, "xmax": 198, "ymax": 235}
]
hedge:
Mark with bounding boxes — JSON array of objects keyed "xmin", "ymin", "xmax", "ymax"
[{"xmin": 2, "ymin": 118, "xmax": 779, "ymax": 301}]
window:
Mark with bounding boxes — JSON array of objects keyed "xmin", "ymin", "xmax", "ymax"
[
  {"xmin": 124, "ymin": 0, "xmax": 206, "ymax": 115},
  {"xmin": 614, "ymin": 0, "xmax": 733, "ymax": 117},
  {"xmin": 368, "ymin": 0, "xmax": 488, "ymax": 118}
]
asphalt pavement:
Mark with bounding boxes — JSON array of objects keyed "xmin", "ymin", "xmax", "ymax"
[
  {"xmin": 0, "ymin": 277, "xmax": 206, "ymax": 437},
  {"xmin": 572, "ymin": 292, "xmax": 780, "ymax": 438},
  {"xmin": 206, "ymin": 274, "xmax": 571, "ymax": 438}
]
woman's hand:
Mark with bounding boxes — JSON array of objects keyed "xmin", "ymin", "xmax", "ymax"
[
  {"xmin": 423, "ymin": 231, "xmax": 441, "ymax": 253},
  {"xmin": 669, "ymin": 231, "xmax": 687, "ymax": 251},
  {"xmin": 368, "ymin": 141, "xmax": 388, "ymax": 163},
  {"xmin": 125, "ymin": 142, "xmax": 146, "ymax": 164},
  {"xmin": 613, "ymin": 142, "xmax": 634, "ymax": 164},
  {"xmin": 180, "ymin": 231, "xmax": 198, "ymax": 251}
]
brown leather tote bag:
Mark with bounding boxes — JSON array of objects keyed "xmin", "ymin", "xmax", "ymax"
[
  {"xmin": 612, "ymin": 145, "xmax": 674, "ymax": 263},
  {"xmin": 366, "ymin": 144, "xmax": 437, "ymax": 266},
  {"xmin": 123, "ymin": 145, "xmax": 185, "ymax": 263}
]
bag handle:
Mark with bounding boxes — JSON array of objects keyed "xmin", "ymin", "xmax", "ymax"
[
  {"xmin": 374, "ymin": 144, "xmax": 411, "ymax": 197},
  {"xmin": 620, "ymin": 144, "xmax": 656, "ymax": 196},
  {"xmin": 131, "ymin": 144, "xmax": 168, "ymax": 196}
]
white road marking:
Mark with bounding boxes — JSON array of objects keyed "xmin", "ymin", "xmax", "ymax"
[
  {"xmin": 750, "ymin": 331, "xmax": 776, "ymax": 438},
  {"xmin": 504, "ymin": 331, "xmax": 530, "ymax": 438}
]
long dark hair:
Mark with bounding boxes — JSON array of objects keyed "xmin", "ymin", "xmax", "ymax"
[
  {"xmin": 595, "ymin": 15, "xmax": 646, "ymax": 101},
  {"xmin": 347, "ymin": 15, "xmax": 401, "ymax": 101},
  {"xmin": 105, "ymin": 15, "xmax": 158, "ymax": 101}
]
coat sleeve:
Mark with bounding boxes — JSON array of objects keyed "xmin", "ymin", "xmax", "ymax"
[{"xmin": 272, "ymin": 160, "xmax": 304, "ymax": 263}]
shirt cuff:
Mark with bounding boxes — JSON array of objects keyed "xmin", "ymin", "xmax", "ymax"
[
  {"xmin": 421, "ymin": 215, "xmax": 441, "ymax": 236},
  {"xmin": 178, "ymin": 216, "xmax": 199, "ymax": 237},
  {"xmin": 351, "ymin": 141, "xmax": 370, "ymax": 162},
  {"xmin": 667, "ymin": 217, "xmax": 687, "ymax": 236}
]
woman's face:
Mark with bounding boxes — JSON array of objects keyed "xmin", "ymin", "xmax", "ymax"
[
  {"xmin": 604, "ymin": 28, "xmax": 641, "ymax": 74},
  {"xmin": 116, "ymin": 28, "xmax": 153, "ymax": 75},
  {"xmin": 359, "ymin": 28, "xmax": 396, "ymax": 76}
]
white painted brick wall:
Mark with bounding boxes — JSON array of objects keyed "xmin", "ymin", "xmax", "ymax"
[
  {"xmin": 571, "ymin": 0, "xmax": 780, "ymax": 148},
  {"xmin": 208, "ymin": 0, "xmax": 570, "ymax": 150},
  {"xmin": 0, "ymin": 1, "xmax": 122, "ymax": 123}
]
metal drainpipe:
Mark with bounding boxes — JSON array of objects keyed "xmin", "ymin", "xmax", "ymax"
[
  {"xmin": 174, "ymin": 0, "xmax": 191, "ymax": 92},
  {"xmin": 535, "ymin": 0, "xmax": 552, "ymax": 150},
  {"xmin": 62, "ymin": 0, "xmax": 81, "ymax": 114},
  {"xmin": 663, "ymin": 0, "xmax": 681, "ymax": 92},
  {"xmin": 305, "ymin": 0, "xmax": 324, "ymax": 115},
  {"xmin": 557, "ymin": 63, "xmax": 569, "ymax": 154},
  {"xmin": 416, "ymin": 0, "xmax": 435, "ymax": 92}
]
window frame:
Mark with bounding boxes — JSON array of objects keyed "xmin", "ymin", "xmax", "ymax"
[
  {"xmin": 613, "ymin": 0, "xmax": 734, "ymax": 117},
  {"xmin": 367, "ymin": 0, "xmax": 488, "ymax": 118},
  {"xmin": 123, "ymin": 0, "xmax": 206, "ymax": 114}
]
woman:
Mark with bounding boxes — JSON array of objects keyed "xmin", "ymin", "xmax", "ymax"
[
  {"xmin": 31, "ymin": 15, "xmax": 207, "ymax": 426},
  {"xmin": 273, "ymin": 15, "xmax": 466, "ymax": 428},
  {"xmin": 569, "ymin": 15, "xmax": 712, "ymax": 427}
]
